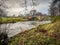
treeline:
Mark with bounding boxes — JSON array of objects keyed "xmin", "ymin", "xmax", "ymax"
[{"xmin": 49, "ymin": 0, "xmax": 60, "ymax": 16}]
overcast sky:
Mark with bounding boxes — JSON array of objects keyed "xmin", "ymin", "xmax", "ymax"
[{"xmin": 4, "ymin": 0, "xmax": 52, "ymax": 16}]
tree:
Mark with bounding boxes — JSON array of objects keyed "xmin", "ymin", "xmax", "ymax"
[
  {"xmin": 0, "ymin": 0, "xmax": 7, "ymax": 18},
  {"xmin": 0, "ymin": 0, "xmax": 9, "ymax": 45},
  {"xmin": 49, "ymin": 0, "xmax": 60, "ymax": 16}
]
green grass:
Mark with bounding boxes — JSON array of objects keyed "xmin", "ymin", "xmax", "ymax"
[
  {"xmin": 9, "ymin": 16, "xmax": 60, "ymax": 45},
  {"xmin": 0, "ymin": 17, "xmax": 26, "ymax": 24},
  {"xmin": 52, "ymin": 15, "xmax": 60, "ymax": 22}
]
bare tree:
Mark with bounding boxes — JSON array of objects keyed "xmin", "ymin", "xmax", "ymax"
[
  {"xmin": 31, "ymin": 0, "xmax": 37, "ymax": 16},
  {"xmin": 0, "ymin": 0, "xmax": 7, "ymax": 17}
]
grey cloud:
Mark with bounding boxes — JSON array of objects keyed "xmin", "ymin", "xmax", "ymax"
[
  {"xmin": 3, "ymin": 0, "xmax": 52, "ymax": 15},
  {"xmin": 4, "ymin": 0, "xmax": 52, "ymax": 8}
]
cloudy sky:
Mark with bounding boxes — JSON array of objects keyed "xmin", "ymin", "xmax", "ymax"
[{"xmin": 4, "ymin": 0, "xmax": 52, "ymax": 16}]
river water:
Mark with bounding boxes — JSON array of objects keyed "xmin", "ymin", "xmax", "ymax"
[{"xmin": 0, "ymin": 21, "xmax": 51, "ymax": 37}]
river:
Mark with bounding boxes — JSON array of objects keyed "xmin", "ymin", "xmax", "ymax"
[{"xmin": 0, "ymin": 21, "xmax": 51, "ymax": 37}]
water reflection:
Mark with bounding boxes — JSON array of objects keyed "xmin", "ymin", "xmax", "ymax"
[{"xmin": 0, "ymin": 21, "xmax": 51, "ymax": 37}]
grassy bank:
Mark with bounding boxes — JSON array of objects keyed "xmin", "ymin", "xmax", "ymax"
[
  {"xmin": 9, "ymin": 16, "xmax": 60, "ymax": 45},
  {"xmin": 0, "ymin": 16, "xmax": 50, "ymax": 24},
  {"xmin": 0, "ymin": 17, "xmax": 26, "ymax": 24}
]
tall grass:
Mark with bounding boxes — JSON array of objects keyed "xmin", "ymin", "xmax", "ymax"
[{"xmin": 52, "ymin": 15, "xmax": 60, "ymax": 22}]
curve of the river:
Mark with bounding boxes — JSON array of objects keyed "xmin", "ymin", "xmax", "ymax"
[{"xmin": 0, "ymin": 21, "xmax": 51, "ymax": 37}]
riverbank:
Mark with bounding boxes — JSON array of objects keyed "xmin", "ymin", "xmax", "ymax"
[
  {"xmin": 2, "ymin": 21, "xmax": 50, "ymax": 37},
  {"xmin": 9, "ymin": 16, "xmax": 60, "ymax": 45},
  {"xmin": 0, "ymin": 17, "xmax": 27, "ymax": 24},
  {"xmin": 0, "ymin": 16, "xmax": 50, "ymax": 24}
]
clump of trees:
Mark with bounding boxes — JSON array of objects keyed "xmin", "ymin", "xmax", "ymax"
[{"xmin": 50, "ymin": 0, "xmax": 60, "ymax": 16}]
